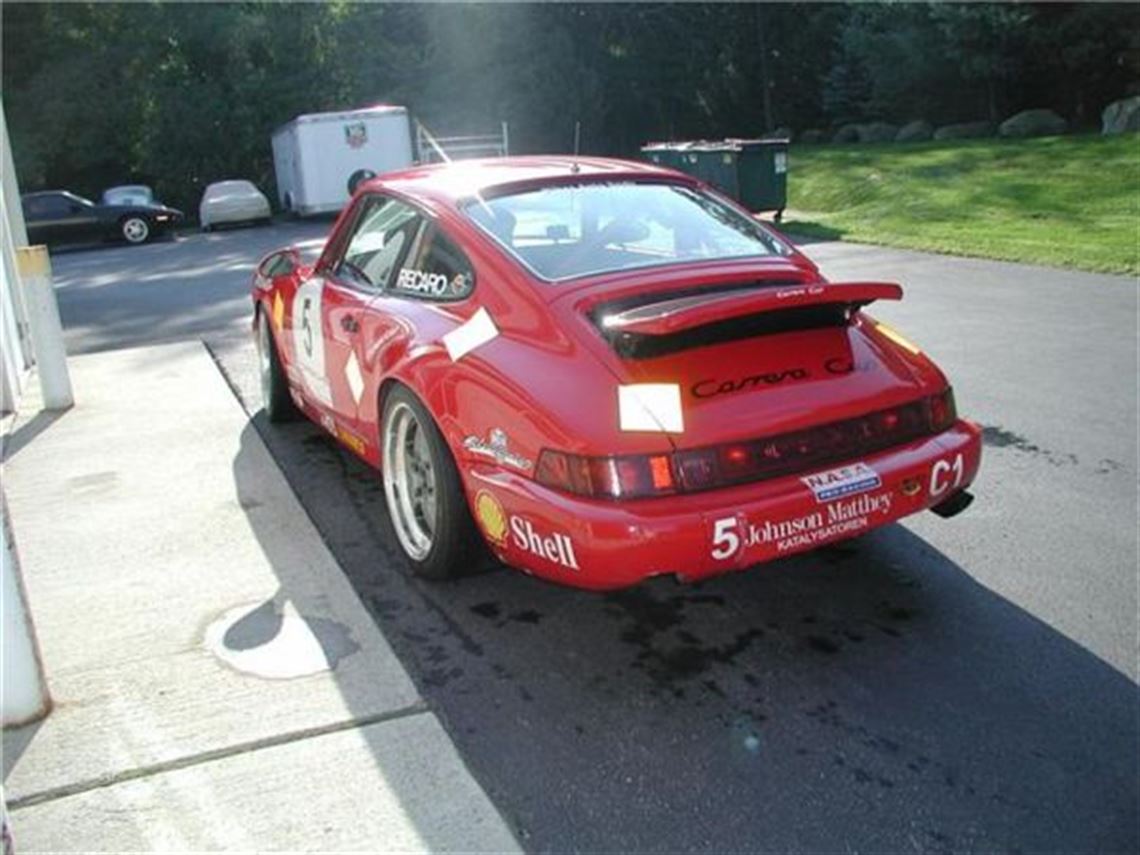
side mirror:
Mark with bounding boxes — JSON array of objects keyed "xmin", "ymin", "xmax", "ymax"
[{"xmin": 259, "ymin": 248, "xmax": 301, "ymax": 278}]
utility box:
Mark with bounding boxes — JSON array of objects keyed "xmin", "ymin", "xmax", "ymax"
[
  {"xmin": 641, "ymin": 138, "xmax": 789, "ymax": 220},
  {"xmin": 272, "ymin": 106, "xmax": 415, "ymax": 216}
]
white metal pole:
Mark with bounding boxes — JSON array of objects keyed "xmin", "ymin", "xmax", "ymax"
[
  {"xmin": 15, "ymin": 246, "xmax": 72, "ymax": 410},
  {"xmin": 1, "ymin": 101, "xmax": 35, "ymax": 370},
  {"xmin": 1, "ymin": 491, "xmax": 51, "ymax": 727}
]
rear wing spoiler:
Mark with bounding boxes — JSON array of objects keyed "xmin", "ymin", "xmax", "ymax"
[{"xmin": 598, "ymin": 282, "xmax": 903, "ymax": 337}]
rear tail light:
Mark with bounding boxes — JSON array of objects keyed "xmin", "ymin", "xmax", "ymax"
[
  {"xmin": 534, "ymin": 390, "xmax": 959, "ymax": 500},
  {"xmin": 928, "ymin": 386, "xmax": 957, "ymax": 433},
  {"xmin": 535, "ymin": 450, "xmax": 677, "ymax": 499}
]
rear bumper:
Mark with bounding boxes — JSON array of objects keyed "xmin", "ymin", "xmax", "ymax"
[{"xmin": 463, "ymin": 420, "xmax": 982, "ymax": 590}]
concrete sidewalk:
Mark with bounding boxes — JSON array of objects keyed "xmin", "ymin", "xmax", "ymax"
[{"xmin": 1, "ymin": 342, "xmax": 520, "ymax": 852}]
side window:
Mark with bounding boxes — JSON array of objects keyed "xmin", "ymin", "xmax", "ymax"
[
  {"xmin": 391, "ymin": 226, "xmax": 475, "ymax": 301},
  {"xmin": 336, "ymin": 196, "xmax": 423, "ymax": 290},
  {"xmin": 25, "ymin": 196, "xmax": 67, "ymax": 218}
]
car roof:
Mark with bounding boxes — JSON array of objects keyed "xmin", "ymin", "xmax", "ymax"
[
  {"xmin": 205, "ymin": 179, "xmax": 257, "ymax": 190},
  {"xmin": 367, "ymin": 156, "xmax": 696, "ymax": 209}
]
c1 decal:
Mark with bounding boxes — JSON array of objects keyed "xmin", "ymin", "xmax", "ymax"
[
  {"xmin": 291, "ymin": 277, "xmax": 332, "ymax": 407},
  {"xmin": 930, "ymin": 453, "xmax": 965, "ymax": 498}
]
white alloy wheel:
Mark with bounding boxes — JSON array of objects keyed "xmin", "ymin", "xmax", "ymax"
[
  {"xmin": 382, "ymin": 401, "xmax": 439, "ymax": 561},
  {"xmin": 121, "ymin": 216, "xmax": 150, "ymax": 244}
]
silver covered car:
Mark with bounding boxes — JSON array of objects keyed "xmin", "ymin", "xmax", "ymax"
[{"xmin": 199, "ymin": 179, "xmax": 271, "ymax": 231}]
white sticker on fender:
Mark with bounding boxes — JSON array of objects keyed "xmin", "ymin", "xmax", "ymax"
[
  {"xmin": 443, "ymin": 307, "xmax": 498, "ymax": 361},
  {"xmin": 344, "ymin": 350, "xmax": 364, "ymax": 405},
  {"xmin": 292, "ymin": 277, "xmax": 332, "ymax": 407},
  {"xmin": 618, "ymin": 384, "xmax": 684, "ymax": 433}
]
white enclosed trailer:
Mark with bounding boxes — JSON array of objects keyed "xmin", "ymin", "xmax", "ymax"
[{"xmin": 271, "ymin": 105, "xmax": 414, "ymax": 216}]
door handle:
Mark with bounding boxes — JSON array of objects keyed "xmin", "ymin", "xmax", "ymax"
[{"xmin": 340, "ymin": 315, "xmax": 360, "ymax": 333}]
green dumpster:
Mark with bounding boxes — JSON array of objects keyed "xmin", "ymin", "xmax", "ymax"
[{"xmin": 640, "ymin": 138, "xmax": 789, "ymax": 220}]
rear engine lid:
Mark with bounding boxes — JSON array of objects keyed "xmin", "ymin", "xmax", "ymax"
[{"xmin": 584, "ymin": 280, "xmax": 936, "ymax": 448}]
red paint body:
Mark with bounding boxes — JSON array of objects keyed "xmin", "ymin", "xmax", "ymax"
[{"xmin": 251, "ymin": 157, "xmax": 982, "ymax": 590}]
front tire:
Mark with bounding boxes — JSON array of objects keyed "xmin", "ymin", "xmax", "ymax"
[
  {"xmin": 381, "ymin": 386, "xmax": 481, "ymax": 580},
  {"xmin": 121, "ymin": 216, "xmax": 150, "ymax": 244},
  {"xmin": 256, "ymin": 310, "xmax": 299, "ymax": 423}
]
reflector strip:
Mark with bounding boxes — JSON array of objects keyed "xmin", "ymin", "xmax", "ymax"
[
  {"xmin": 618, "ymin": 384, "xmax": 684, "ymax": 433},
  {"xmin": 272, "ymin": 291, "xmax": 284, "ymax": 333},
  {"xmin": 443, "ymin": 307, "xmax": 499, "ymax": 361},
  {"xmin": 876, "ymin": 322, "xmax": 922, "ymax": 355}
]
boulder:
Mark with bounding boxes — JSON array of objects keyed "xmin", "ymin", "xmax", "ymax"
[
  {"xmin": 832, "ymin": 124, "xmax": 861, "ymax": 144},
  {"xmin": 855, "ymin": 122, "xmax": 898, "ymax": 143},
  {"xmin": 933, "ymin": 121, "xmax": 995, "ymax": 140},
  {"xmin": 999, "ymin": 108, "xmax": 1068, "ymax": 138},
  {"xmin": 799, "ymin": 129, "xmax": 826, "ymax": 145},
  {"xmin": 1101, "ymin": 96, "xmax": 1140, "ymax": 135},
  {"xmin": 895, "ymin": 119, "xmax": 933, "ymax": 142}
]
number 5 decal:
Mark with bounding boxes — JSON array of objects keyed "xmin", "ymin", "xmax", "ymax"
[
  {"xmin": 930, "ymin": 453, "xmax": 964, "ymax": 498},
  {"xmin": 292, "ymin": 278, "xmax": 332, "ymax": 407},
  {"xmin": 711, "ymin": 517, "xmax": 741, "ymax": 560},
  {"xmin": 301, "ymin": 297, "xmax": 314, "ymax": 357}
]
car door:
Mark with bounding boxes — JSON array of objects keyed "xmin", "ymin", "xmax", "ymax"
[
  {"xmin": 359, "ymin": 218, "xmax": 478, "ymax": 427},
  {"xmin": 23, "ymin": 194, "xmax": 86, "ymax": 245},
  {"xmin": 296, "ymin": 193, "xmax": 425, "ymax": 452},
  {"xmin": 56, "ymin": 194, "xmax": 102, "ymax": 243},
  {"xmin": 22, "ymin": 196, "xmax": 54, "ymax": 244}
]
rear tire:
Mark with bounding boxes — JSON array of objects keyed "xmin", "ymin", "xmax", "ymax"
[
  {"xmin": 256, "ymin": 310, "xmax": 299, "ymax": 423},
  {"xmin": 121, "ymin": 216, "xmax": 150, "ymax": 244},
  {"xmin": 381, "ymin": 386, "xmax": 482, "ymax": 580}
]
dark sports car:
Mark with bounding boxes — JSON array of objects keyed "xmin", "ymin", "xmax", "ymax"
[{"xmin": 21, "ymin": 190, "xmax": 183, "ymax": 247}]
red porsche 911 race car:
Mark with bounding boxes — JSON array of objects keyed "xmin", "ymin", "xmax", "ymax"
[{"xmin": 251, "ymin": 156, "xmax": 981, "ymax": 590}]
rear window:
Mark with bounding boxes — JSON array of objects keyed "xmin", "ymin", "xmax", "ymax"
[
  {"xmin": 462, "ymin": 181, "xmax": 788, "ymax": 282},
  {"xmin": 206, "ymin": 180, "xmax": 257, "ymax": 198}
]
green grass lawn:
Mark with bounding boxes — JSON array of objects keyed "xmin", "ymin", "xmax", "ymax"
[{"xmin": 782, "ymin": 134, "xmax": 1139, "ymax": 275}]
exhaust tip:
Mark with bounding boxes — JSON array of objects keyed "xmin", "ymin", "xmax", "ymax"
[{"xmin": 931, "ymin": 490, "xmax": 974, "ymax": 519}]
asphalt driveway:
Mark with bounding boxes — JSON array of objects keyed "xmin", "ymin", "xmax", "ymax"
[{"xmin": 46, "ymin": 226, "xmax": 1138, "ymax": 852}]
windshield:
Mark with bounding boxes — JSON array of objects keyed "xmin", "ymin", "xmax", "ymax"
[{"xmin": 463, "ymin": 181, "xmax": 788, "ymax": 282}]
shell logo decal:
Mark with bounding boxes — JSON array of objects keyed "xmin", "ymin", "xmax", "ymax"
[{"xmin": 475, "ymin": 490, "xmax": 508, "ymax": 547}]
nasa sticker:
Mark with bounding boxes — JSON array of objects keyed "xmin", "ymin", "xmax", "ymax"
[{"xmin": 800, "ymin": 462, "xmax": 881, "ymax": 503}]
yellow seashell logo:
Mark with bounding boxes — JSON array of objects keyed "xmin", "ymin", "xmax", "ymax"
[{"xmin": 475, "ymin": 490, "xmax": 508, "ymax": 546}]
